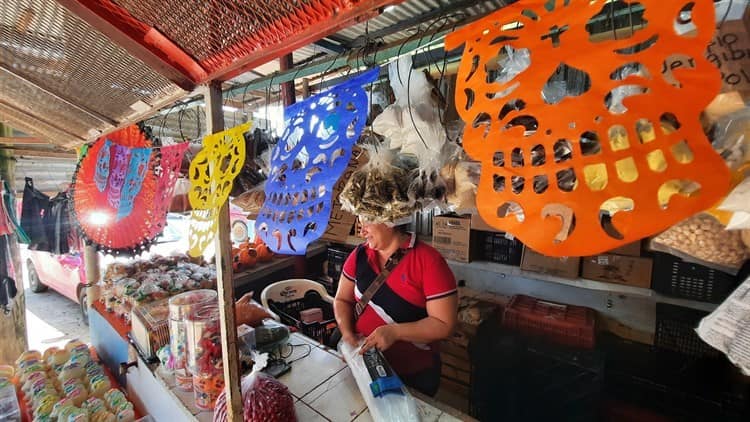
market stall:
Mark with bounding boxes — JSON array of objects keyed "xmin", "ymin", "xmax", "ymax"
[{"xmin": 2, "ymin": 0, "xmax": 750, "ymax": 421}]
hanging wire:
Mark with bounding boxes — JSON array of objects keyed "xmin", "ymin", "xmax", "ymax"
[
  {"xmin": 266, "ymin": 73, "xmax": 275, "ymax": 133},
  {"xmin": 240, "ymin": 82, "xmax": 252, "ymax": 124},
  {"xmin": 159, "ymin": 102, "xmax": 179, "ymax": 141},
  {"xmin": 609, "ymin": 0, "xmax": 618, "ymax": 40},
  {"xmin": 717, "ymin": 0, "xmax": 734, "ymax": 30},
  {"xmin": 395, "ymin": 11, "xmax": 469, "ymax": 150},
  {"xmin": 177, "ymin": 102, "xmax": 187, "ymax": 142}
]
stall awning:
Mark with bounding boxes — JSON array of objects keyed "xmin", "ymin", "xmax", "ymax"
[{"xmin": 0, "ymin": 0, "xmax": 401, "ymax": 148}]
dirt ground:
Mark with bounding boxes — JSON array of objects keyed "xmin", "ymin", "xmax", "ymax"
[{"xmin": 21, "ymin": 254, "xmax": 90, "ymax": 351}]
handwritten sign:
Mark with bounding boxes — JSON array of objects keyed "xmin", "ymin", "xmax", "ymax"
[
  {"xmin": 707, "ymin": 20, "xmax": 750, "ymax": 96},
  {"xmin": 320, "ymin": 146, "xmax": 366, "ymax": 243},
  {"xmin": 660, "ymin": 20, "xmax": 750, "ymax": 98}
]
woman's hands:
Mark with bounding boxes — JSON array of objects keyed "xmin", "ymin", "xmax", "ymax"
[{"xmin": 359, "ymin": 324, "xmax": 399, "ymax": 354}]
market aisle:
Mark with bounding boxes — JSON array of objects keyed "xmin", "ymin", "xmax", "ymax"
[{"xmin": 21, "ymin": 258, "xmax": 90, "ymax": 350}]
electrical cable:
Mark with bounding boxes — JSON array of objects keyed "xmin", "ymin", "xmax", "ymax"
[{"xmin": 285, "ymin": 343, "xmax": 313, "ymax": 365}]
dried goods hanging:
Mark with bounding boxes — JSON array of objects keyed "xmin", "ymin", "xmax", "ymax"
[
  {"xmin": 445, "ymin": 0, "xmax": 730, "ymax": 256},
  {"xmin": 187, "ymin": 122, "xmax": 250, "ymax": 257},
  {"xmin": 372, "ymin": 56, "xmax": 450, "ymax": 210},
  {"xmin": 339, "ymin": 144, "xmax": 416, "ymax": 224},
  {"xmin": 255, "ymin": 68, "xmax": 378, "ymax": 254}
]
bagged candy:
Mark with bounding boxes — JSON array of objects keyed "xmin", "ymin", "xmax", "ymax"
[{"xmin": 213, "ymin": 353, "xmax": 296, "ymax": 422}]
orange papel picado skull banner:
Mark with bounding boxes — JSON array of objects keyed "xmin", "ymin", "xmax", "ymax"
[{"xmin": 445, "ymin": 0, "xmax": 730, "ymax": 256}]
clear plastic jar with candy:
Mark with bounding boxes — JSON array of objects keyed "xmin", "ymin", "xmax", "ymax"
[
  {"xmin": 168, "ymin": 289, "xmax": 217, "ymax": 371},
  {"xmin": 186, "ymin": 304, "xmax": 222, "ymax": 377},
  {"xmin": 186, "ymin": 304, "xmax": 223, "ymax": 410},
  {"xmin": 192, "ymin": 371, "xmax": 224, "ymax": 411}
]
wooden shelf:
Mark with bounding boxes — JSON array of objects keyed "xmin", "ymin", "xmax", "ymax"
[
  {"xmin": 232, "ymin": 242, "xmax": 327, "ymax": 288},
  {"xmin": 448, "ymin": 259, "xmax": 718, "ymax": 313}
]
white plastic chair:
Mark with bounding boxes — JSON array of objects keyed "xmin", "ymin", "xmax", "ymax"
[{"xmin": 260, "ymin": 278, "xmax": 334, "ymax": 321}]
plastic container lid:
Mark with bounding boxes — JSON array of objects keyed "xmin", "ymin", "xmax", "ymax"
[{"xmin": 168, "ymin": 289, "xmax": 217, "ymax": 320}]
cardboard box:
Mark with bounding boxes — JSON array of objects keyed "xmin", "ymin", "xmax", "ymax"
[
  {"xmin": 597, "ymin": 314, "xmax": 654, "ymax": 345},
  {"xmin": 470, "ymin": 213, "xmax": 501, "ymax": 233},
  {"xmin": 708, "ymin": 19, "xmax": 750, "ymax": 98},
  {"xmin": 520, "ymin": 247, "xmax": 581, "ymax": 279},
  {"xmin": 582, "ymin": 254, "xmax": 653, "ymax": 288},
  {"xmin": 320, "ymin": 147, "xmax": 365, "ymax": 243},
  {"xmin": 607, "ymin": 241, "xmax": 641, "ymax": 257},
  {"xmin": 433, "ymin": 215, "xmax": 475, "ymax": 262}
]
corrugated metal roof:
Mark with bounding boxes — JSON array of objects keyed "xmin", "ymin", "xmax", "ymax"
[
  {"xmin": 1, "ymin": 0, "xmax": 512, "ymax": 148},
  {"xmin": 14, "ymin": 154, "xmax": 77, "ymax": 194}
]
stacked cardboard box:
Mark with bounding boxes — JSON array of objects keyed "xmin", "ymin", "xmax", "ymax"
[{"xmin": 582, "ymin": 241, "xmax": 653, "ymax": 289}]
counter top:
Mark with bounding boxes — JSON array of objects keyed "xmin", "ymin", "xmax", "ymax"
[{"xmin": 148, "ymin": 332, "xmax": 476, "ymax": 421}]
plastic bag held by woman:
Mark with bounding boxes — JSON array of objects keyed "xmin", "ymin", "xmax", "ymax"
[{"xmin": 339, "ymin": 340, "xmax": 420, "ymax": 422}]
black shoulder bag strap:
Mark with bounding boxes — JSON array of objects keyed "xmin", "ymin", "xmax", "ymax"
[{"xmin": 354, "ymin": 247, "xmax": 408, "ymax": 318}]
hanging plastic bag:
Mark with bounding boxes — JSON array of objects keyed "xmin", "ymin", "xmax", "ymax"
[
  {"xmin": 213, "ymin": 352, "xmax": 296, "ymax": 422},
  {"xmin": 339, "ymin": 340, "xmax": 420, "ymax": 422},
  {"xmin": 407, "ymin": 153, "xmax": 448, "ymax": 212},
  {"xmin": 438, "ymin": 143, "xmax": 480, "ymax": 214},
  {"xmin": 650, "ymin": 213, "xmax": 748, "ymax": 274},
  {"xmin": 231, "ymin": 182, "xmax": 266, "ymax": 216},
  {"xmin": 708, "ymin": 108, "xmax": 750, "ymax": 171},
  {"xmin": 372, "ymin": 56, "xmax": 446, "ymax": 158},
  {"xmin": 339, "ymin": 144, "xmax": 416, "ymax": 225},
  {"xmin": 719, "ymin": 173, "xmax": 750, "ymax": 230}
]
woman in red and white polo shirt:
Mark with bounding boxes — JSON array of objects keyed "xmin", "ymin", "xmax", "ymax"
[{"xmin": 333, "ymin": 222, "xmax": 458, "ymax": 396}]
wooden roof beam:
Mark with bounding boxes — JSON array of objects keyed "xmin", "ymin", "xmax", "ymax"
[{"xmin": 55, "ymin": 0, "xmax": 205, "ymax": 90}]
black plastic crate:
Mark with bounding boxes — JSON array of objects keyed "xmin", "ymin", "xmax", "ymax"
[
  {"xmin": 326, "ymin": 244, "xmax": 355, "ymax": 283},
  {"xmin": 267, "ymin": 290, "xmax": 337, "ymax": 346},
  {"xmin": 655, "ymin": 303, "xmax": 719, "ymax": 358},
  {"xmin": 476, "ymin": 231, "xmax": 523, "ymax": 266},
  {"xmin": 651, "ymin": 251, "xmax": 738, "ymax": 303},
  {"xmin": 602, "ymin": 333, "xmax": 749, "ymax": 422},
  {"xmin": 316, "ymin": 276, "xmax": 338, "ymax": 297}
]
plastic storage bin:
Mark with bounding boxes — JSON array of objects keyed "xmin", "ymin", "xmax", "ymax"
[
  {"xmin": 476, "ymin": 231, "xmax": 523, "ymax": 265},
  {"xmin": 326, "ymin": 245, "xmax": 355, "ymax": 282},
  {"xmin": 655, "ymin": 303, "xmax": 719, "ymax": 357},
  {"xmin": 502, "ymin": 295, "xmax": 596, "ymax": 349},
  {"xmin": 268, "ymin": 290, "xmax": 337, "ymax": 346},
  {"xmin": 651, "ymin": 251, "xmax": 738, "ymax": 303}
]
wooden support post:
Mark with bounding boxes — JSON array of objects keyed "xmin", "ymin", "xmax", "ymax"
[
  {"xmin": 83, "ymin": 244, "xmax": 100, "ymax": 307},
  {"xmin": 279, "ymin": 54, "xmax": 296, "ymax": 107},
  {"xmin": 205, "ymin": 82, "xmax": 243, "ymax": 420},
  {"xmin": 0, "ymin": 142, "xmax": 27, "ymax": 364},
  {"xmin": 302, "ymin": 78, "xmax": 311, "ymax": 99}
]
